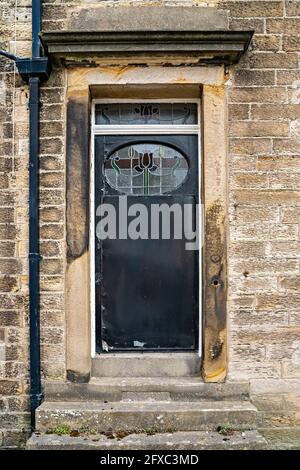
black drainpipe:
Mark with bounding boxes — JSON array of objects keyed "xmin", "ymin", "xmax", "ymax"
[
  {"xmin": 28, "ymin": 0, "xmax": 43, "ymax": 430},
  {"xmin": 0, "ymin": 0, "xmax": 51, "ymax": 429}
]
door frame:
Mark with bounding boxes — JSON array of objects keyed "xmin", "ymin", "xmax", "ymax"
[{"xmin": 90, "ymin": 98, "xmax": 202, "ymax": 358}]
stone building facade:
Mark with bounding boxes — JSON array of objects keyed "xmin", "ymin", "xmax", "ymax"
[{"xmin": 0, "ymin": 0, "xmax": 300, "ymax": 448}]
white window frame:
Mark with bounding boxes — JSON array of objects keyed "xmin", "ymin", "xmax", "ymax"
[{"xmin": 90, "ymin": 98, "xmax": 202, "ymax": 357}]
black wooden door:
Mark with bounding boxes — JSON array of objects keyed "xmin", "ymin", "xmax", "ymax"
[{"xmin": 95, "ymin": 135, "xmax": 198, "ymax": 352}]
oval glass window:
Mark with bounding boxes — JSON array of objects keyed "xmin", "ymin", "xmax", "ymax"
[{"xmin": 104, "ymin": 143, "xmax": 189, "ymax": 195}]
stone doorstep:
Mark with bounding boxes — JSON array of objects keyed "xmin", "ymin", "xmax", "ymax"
[
  {"xmin": 45, "ymin": 378, "xmax": 250, "ymax": 402},
  {"xmin": 35, "ymin": 400, "xmax": 258, "ymax": 433},
  {"xmin": 26, "ymin": 430, "xmax": 267, "ymax": 451},
  {"xmin": 259, "ymin": 427, "xmax": 300, "ymax": 450},
  {"xmin": 91, "ymin": 353, "xmax": 201, "ymax": 378}
]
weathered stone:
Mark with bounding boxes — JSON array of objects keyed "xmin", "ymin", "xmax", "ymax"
[
  {"xmin": 228, "ymin": 104, "xmax": 249, "ymax": 120},
  {"xmin": 277, "ymin": 70, "xmax": 300, "ymax": 85},
  {"xmin": 26, "ymin": 429, "xmax": 267, "ymax": 451},
  {"xmin": 232, "ymin": 258, "xmax": 298, "ymax": 275},
  {"xmin": 40, "ymin": 224, "xmax": 64, "ymax": 240},
  {"xmin": 282, "ymin": 208, "xmax": 300, "ymax": 225},
  {"xmin": 0, "ymin": 224, "xmax": 16, "ymax": 240},
  {"xmin": 270, "ymin": 223, "xmax": 298, "ymax": 240},
  {"xmin": 2, "ymin": 429, "xmax": 29, "ymax": 449},
  {"xmin": 202, "ymin": 85, "xmax": 227, "ymax": 383},
  {"xmin": 231, "ymin": 155, "xmax": 257, "ymax": 171},
  {"xmin": 273, "ymin": 138, "xmax": 300, "ymax": 154},
  {"xmin": 41, "ymin": 361, "xmax": 65, "ymax": 381},
  {"xmin": 40, "ymin": 172, "xmax": 64, "ymax": 188},
  {"xmin": 257, "ymin": 156, "xmax": 300, "ymax": 171},
  {"xmin": 40, "ymin": 121, "xmax": 64, "ymax": 138},
  {"xmin": 40, "ymin": 259, "xmax": 63, "ymax": 275},
  {"xmin": 0, "ymin": 259, "xmax": 22, "ymax": 275},
  {"xmin": 229, "ymin": 121, "xmax": 289, "ymax": 138},
  {"xmin": 0, "ymin": 242, "xmax": 15, "ymax": 258},
  {"xmin": 0, "ymin": 311, "xmax": 22, "ymax": 327},
  {"xmin": 229, "ymin": 18, "xmax": 265, "ymax": 34},
  {"xmin": 40, "ymin": 207, "xmax": 64, "ymax": 223},
  {"xmin": 40, "ymin": 104, "xmax": 63, "ymax": 121},
  {"xmin": 229, "ymin": 87, "xmax": 287, "ymax": 104},
  {"xmin": 0, "ymin": 380, "xmax": 20, "ymax": 396},
  {"xmin": 249, "ymin": 52, "xmax": 298, "ymax": 69},
  {"xmin": 266, "ymin": 18, "xmax": 300, "ymax": 34},
  {"xmin": 230, "ymin": 241, "xmax": 267, "ymax": 258},
  {"xmin": 256, "ymin": 294, "xmax": 300, "ymax": 311},
  {"xmin": 40, "ymin": 293, "xmax": 64, "ymax": 311},
  {"xmin": 230, "ymin": 138, "xmax": 272, "ymax": 156},
  {"xmin": 222, "ymin": 1, "xmax": 283, "ymax": 17},
  {"xmin": 251, "ymin": 104, "xmax": 300, "ymax": 120},
  {"xmin": 44, "ymin": 377, "xmax": 250, "ymax": 402},
  {"xmin": 40, "ymin": 88, "xmax": 64, "ymax": 104},
  {"xmin": 229, "ymin": 362, "xmax": 281, "ymax": 380},
  {"xmin": 231, "ymin": 224, "xmax": 268, "ymax": 240},
  {"xmin": 40, "ymin": 310, "xmax": 64, "ymax": 327},
  {"xmin": 40, "ymin": 155, "xmax": 64, "ymax": 171},
  {"xmin": 232, "ymin": 69, "xmax": 275, "ymax": 86},
  {"xmin": 282, "ymin": 35, "xmax": 300, "ymax": 52},
  {"xmin": 40, "ymin": 189, "xmax": 64, "ymax": 206},
  {"xmin": 69, "ymin": 6, "xmax": 229, "ymax": 31},
  {"xmin": 40, "ymin": 138, "xmax": 63, "ymax": 155},
  {"xmin": 1, "ymin": 0, "xmax": 300, "ymax": 449},
  {"xmin": 231, "ymin": 309, "xmax": 288, "ymax": 327},
  {"xmin": 279, "ymin": 276, "xmax": 300, "ymax": 292},
  {"xmin": 40, "ymin": 241, "xmax": 62, "ymax": 257},
  {"xmin": 92, "ymin": 354, "xmax": 200, "ymax": 378},
  {"xmin": 40, "ymin": 276, "xmax": 64, "ymax": 293},
  {"xmin": 252, "ymin": 35, "xmax": 281, "ymax": 52},
  {"xmin": 234, "ymin": 206, "xmax": 279, "ymax": 224},
  {"xmin": 233, "ymin": 190, "xmax": 300, "ymax": 205},
  {"xmin": 35, "ymin": 400, "xmax": 258, "ymax": 433},
  {"xmin": 41, "ymin": 327, "xmax": 64, "ymax": 345}
]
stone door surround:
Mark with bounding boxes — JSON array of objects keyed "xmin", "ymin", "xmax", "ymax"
[{"xmin": 41, "ymin": 6, "xmax": 253, "ymax": 383}]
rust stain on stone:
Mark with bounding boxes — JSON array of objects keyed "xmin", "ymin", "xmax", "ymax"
[
  {"xmin": 171, "ymin": 76, "xmax": 189, "ymax": 83},
  {"xmin": 100, "ymin": 65, "xmax": 136, "ymax": 78},
  {"xmin": 202, "ymin": 200, "xmax": 227, "ymax": 383},
  {"xmin": 204, "ymin": 84, "xmax": 225, "ymax": 99}
]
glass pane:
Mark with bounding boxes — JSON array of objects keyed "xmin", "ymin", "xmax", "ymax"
[
  {"xmin": 95, "ymin": 103, "xmax": 197, "ymax": 125},
  {"xmin": 104, "ymin": 143, "xmax": 188, "ymax": 195}
]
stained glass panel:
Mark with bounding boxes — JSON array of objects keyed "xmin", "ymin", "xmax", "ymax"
[
  {"xmin": 104, "ymin": 143, "xmax": 189, "ymax": 195},
  {"xmin": 95, "ymin": 103, "xmax": 198, "ymax": 125}
]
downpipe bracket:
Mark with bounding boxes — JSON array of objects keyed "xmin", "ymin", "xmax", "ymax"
[
  {"xmin": 0, "ymin": 51, "xmax": 51, "ymax": 83},
  {"xmin": 16, "ymin": 57, "xmax": 51, "ymax": 82}
]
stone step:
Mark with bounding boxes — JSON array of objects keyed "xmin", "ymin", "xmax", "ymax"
[
  {"xmin": 27, "ymin": 430, "xmax": 267, "ymax": 450},
  {"xmin": 45, "ymin": 377, "xmax": 250, "ymax": 402},
  {"xmin": 36, "ymin": 400, "xmax": 258, "ymax": 433},
  {"xmin": 92, "ymin": 353, "xmax": 201, "ymax": 377}
]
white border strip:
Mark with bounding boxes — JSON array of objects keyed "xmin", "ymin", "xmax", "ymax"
[
  {"xmin": 92, "ymin": 125, "xmax": 199, "ymax": 135},
  {"xmin": 90, "ymin": 98, "xmax": 201, "ymax": 358}
]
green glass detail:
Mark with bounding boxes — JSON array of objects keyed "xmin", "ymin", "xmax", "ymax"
[
  {"xmin": 143, "ymin": 169, "xmax": 150, "ymax": 195},
  {"xmin": 171, "ymin": 156, "xmax": 181, "ymax": 176},
  {"xmin": 111, "ymin": 156, "xmax": 120, "ymax": 175}
]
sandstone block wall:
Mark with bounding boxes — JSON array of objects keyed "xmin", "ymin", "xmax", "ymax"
[{"xmin": 0, "ymin": 0, "xmax": 300, "ymax": 446}]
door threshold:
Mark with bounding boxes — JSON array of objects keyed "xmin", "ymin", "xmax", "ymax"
[
  {"xmin": 95, "ymin": 350, "xmax": 199, "ymax": 355},
  {"xmin": 92, "ymin": 352, "xmax": 201, "ymax": 377}
]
